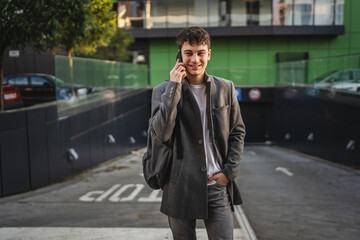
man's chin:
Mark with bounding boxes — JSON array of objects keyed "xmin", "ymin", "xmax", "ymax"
[{"xmin": 187, "ymin": 70, "xmax": 205, "ymax": 77}]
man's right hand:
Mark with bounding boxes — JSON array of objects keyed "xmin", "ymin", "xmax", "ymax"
[{"xmin": 170, "ymin": 59, "xmax": 186, "ymax": 83}]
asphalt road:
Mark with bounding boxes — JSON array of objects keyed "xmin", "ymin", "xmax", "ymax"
[
  {"xmin": 0, "ymin": 145, "xmax": 359, "ymax": 240},
  {"xmin": 0, "ymin": 148, "xmax": 245, "ymax": 240},
  {"xmin": 237, "ymin": 145, "xmax": 360, "ymax": 240}
]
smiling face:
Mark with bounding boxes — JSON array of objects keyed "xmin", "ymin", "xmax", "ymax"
[{"xmin": 181, "ymin": 42, "xmax": 211, "ymax": 84}]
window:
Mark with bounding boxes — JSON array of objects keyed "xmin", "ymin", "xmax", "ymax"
[
  {"xmin": 335, "ymin": 0, "xmax": 344, "ymax": 25},
  {"xmin": 337, "ymin": 70, "xmax": 352, "ymax": 81},
  {"xmin": 118, "ymin": 0, "xmax": 343, "ymax": 29},
  {"xmin": 354, "ymin": 70, "xmax": 360, "ymax": 80},
  {"xmin": 314, "ymin": 0, "xmax": 334, "ymax": 25},
  {"xmin": 8, "ymin": 76, "xmax": 28, "ymax": 85},
  {"xmin": 231, "ymin": 0, "xmax": 246, "ymax": 26},
  {"xmin": 230, "ymin": 0, "xmax": 272, "ymax": 26},
  {"xmin": 273, "ymin": 0, "xmax": 293, "ymax": 25},
  {"xmin": 30, "ymin": 76, "xmax": 50, "ymax": 86},
  {"xmin": 247, "ymin": 0, "xmax": 260, "ymax": 25},
  {"xmin": 118, "ymin": 1, "xmax": 145, "ymax": 28},
  {"xmin": 259, "ymin": 0, "xmax": 272, "ymax": 26},
  {"xmin": 167, "ymin": 1, "xmax": 187, "ymax": 28},
  {"xmin": 294, "ymin": 0, "xmax": 313, "ymax": 26},
  {"xmin": 148, "ymin": 0, "xmax": 167, "ymax": 28},
  {"xmin": 188, "ymin": 0, "xmax": 208, "ymax": 27}
]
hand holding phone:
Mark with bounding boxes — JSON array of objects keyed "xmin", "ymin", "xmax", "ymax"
[{"xmin": 170, "ymin": 51, "xmax": 186, "ymax": 83}]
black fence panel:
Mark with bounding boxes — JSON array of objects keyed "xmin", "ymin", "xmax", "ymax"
[
  {"xmin": 269, "ymin": 87, "xmax": 360, "ymax": 166},
  {"xmin": 0, "ymin": 128, "xmax": 30, "ymax": 196},
  {"xmin": 89, "ymin": 126, "xmax": 105, "ymax": 167},
  {"xmin": 0, "ymin": 89, "xmax": 152, "ymax": 197}
]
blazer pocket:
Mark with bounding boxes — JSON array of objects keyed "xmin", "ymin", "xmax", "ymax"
[
  {"xmin": 212, "ymin": 105, "xmax": 230, "ymax": 134},
  {"xmin": 213, "ymin": 105, "xmax": 230, "ymax": 111}
]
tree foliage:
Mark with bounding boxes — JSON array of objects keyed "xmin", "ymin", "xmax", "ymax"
[
  {"xmin": 74, "ymin": 0, "xmax": 117, "ymax": 56},
  {"xmin": 0, "ymin": 0, "xmax": 58, "ymax": 52},
  {"xmin": 76, "ymin": 28, "xmax": 134, "ymax": 61},
  {"xmin": 46, "ymin": 0, "xmax": 88, "ymax": 56}
]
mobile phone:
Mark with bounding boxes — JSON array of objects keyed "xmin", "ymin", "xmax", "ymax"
[{"xmin": 176, "ymin": 51, "xmax": 183, "ymax": 62}]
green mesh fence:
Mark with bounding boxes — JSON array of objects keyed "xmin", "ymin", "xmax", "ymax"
[
  {"xmin": 54, "ymin": 56, "xmax": 148, "ymax": 116},
  {"xmin": 55, "ymin": 56, "xmax": 148, "ymax": 88}
]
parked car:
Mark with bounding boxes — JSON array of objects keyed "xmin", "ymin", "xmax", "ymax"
[
  {"xmin": 331, "ymin": 79, "xmax": 360, "ymax": 92},
  {"xmin": 2, "ymin": 85, "xmax": 24, "ymax": 110},
  {"xmin": 313, "ymin": 69, "xmax": 360, "ymax": 88},
  {"xmin": 3, "ymin": 73, "xmax": 91, "ymax": 106}
]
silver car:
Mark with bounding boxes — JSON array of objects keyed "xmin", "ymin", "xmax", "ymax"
[
  {"xmin": 313, "ymin": 69, "xmax": 360, "ymax": 89},
  {"xmin": 331, "ymin": 79, "xmax": 360, "ymax": 92}
]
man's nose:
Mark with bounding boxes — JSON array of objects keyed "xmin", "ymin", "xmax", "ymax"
[{"xmin": 191, "ymin": 54, "xmax": 198, "ymax": 62}]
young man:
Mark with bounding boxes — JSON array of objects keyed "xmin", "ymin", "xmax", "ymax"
[{"xmin": 150, "ymin": 27, "xmax": 246, "ymax": 239}]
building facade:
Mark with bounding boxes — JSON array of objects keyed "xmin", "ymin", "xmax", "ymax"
[{"xmin": 117, "ymin": 0, "xmax": 359, "ymax": 87}]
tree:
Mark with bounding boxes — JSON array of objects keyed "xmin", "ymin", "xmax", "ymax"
[
  {"xmin": 0, "ymin": 0, "xmax": 61, "ymax": 111},
  {"xmin": 46, "ymin": 0, "xmax": 88, "ymax": 57},
  {"xmin": 77, "ymin": 28, "xmax": 134, "ymax": 61},
  {"xmin": 52, "ymin": 0, "xmax": 116, "ymax": 96},
  {"xmin": 49, "ymin": 0, "xmax": 117, "ymax": 57},
  {"xmin": 74, "ymin": 0, "xmax": 117, "ymax": 56}
]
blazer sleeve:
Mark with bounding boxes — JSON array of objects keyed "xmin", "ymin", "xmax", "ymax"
[
  {"xmin": 150, "ymin": 80, "xmax": 182, "ymax": 142},
  {"xmin": 222, "ymin": 81, "xmax": 246, "ymax": 181}
]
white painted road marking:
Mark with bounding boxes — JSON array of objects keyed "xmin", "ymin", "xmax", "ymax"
[
  {"xmin": 234, "ymin": 205, "xmax": 258, "ymax": 240},
  {"xmin": 109, "ymin": 184, "xmax": 144, "ymax": 202},
  {"xmin": 275, "ymin": 167, "xmax": 294, "ymax": 176},
  {"xmin": 138, "ymin": 189, "xmax": 162, "ymax": 202},
  {"xmin": 79, "ymin": 184, "xmax": 161, "ymax": 202},
  {"xmin": 0, "ymin": 227, "xmax": 246, "ymax": 240}
]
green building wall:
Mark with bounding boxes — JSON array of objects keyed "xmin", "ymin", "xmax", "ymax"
[{"xmin": 149, "ymin": 0, "xmax": 360, "ymax": 87}]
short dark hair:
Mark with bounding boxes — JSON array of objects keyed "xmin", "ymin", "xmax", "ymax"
[{"xmin": 176, "ymin": 27, "xmax": 211, "ymax": 50}]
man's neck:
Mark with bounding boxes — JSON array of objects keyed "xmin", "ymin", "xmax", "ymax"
[{"xmin": 187, "ymin": 73, "xmax": 205, "ymax": 85}]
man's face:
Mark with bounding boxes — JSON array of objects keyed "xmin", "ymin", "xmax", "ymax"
[{"xmin": 181, "ymin": 42, "xmax": 211, "ymax": 79}]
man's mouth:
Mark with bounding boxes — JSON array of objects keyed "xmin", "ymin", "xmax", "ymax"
[{"xmin": 188, "ymin": 64, "xmax": 202, "ymax": 68}]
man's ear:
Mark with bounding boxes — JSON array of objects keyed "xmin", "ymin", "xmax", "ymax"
[{"xmin": 208, "ymin": 49, "xmax": 211, "ymax": 60}]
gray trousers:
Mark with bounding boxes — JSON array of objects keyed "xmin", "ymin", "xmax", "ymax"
[{"xmin": 168, "ymin": 183, "xmax": 233, "ymax": 240}]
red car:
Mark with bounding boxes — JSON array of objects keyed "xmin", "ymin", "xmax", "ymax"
[{"xmin": 3, "ymin": 85, "xmax": 24, "ymax": 110}]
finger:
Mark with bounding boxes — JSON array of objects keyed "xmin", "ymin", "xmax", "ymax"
[
  {"xmin": 171, "ymin": 60, "xmax": 180, "ymax": 70},
  {"xmin": 208, "ymin": 176, "xmax": 214, "ymax": 182},
  {"xmin": 175, "ymin": 59, "xmax": 185, "ymax": 67},
  {"xmin": 208, "ymin": 175, "xmax": 218, "ymax": 182},
  {"xmin": 177, "ymin": 63, "xmax": 185, "ymax": 69}
]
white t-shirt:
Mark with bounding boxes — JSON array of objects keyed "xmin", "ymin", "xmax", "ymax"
[{"xmin": 189, "ymin": 83, "xmax": 221, "ymax": 185}]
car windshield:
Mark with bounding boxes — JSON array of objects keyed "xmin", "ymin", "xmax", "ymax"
[{"xmin": 314, "ymin": 70, "xmax": 338, "ymax": 81}]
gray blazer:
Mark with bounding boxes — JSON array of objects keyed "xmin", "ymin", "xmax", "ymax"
[{"xmin": 150, "ymin": 74, "xmax": 246, "ymax": 219}]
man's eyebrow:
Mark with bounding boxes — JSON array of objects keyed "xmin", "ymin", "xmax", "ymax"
[{"xmin": 184, "ymin": 49, "xmax": 207, "ymax": 52}]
